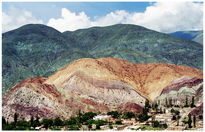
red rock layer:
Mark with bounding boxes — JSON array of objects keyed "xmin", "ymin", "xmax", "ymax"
[
  {"xmin": 190, "ymin": 103, "xmax": 203, "ymax": 116},
  {"xmin": 160, "ymin": 76, "xmax": 203, "ymax": 95},
  {"xmin": 118, "ymin": 102, "xmax": 143, "ymax": 113}
]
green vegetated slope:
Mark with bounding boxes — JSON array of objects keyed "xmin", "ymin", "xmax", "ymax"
[
  {"xmin": 2, "ymin": 24, "xmax": 94, "ymax": 96},
  {"xmin": 64, "ymin": 24, "xmax": 202, "ymax": 69},
  {"xmin": 2, "ymin": 24, "xmax": 203, "ymax": 96}
]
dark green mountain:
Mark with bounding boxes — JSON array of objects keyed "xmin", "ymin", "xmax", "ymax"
[
  {"xmin": 2, "ymin": 24, "xmax": 203, "ymax": 96},
  {"xmin": 169, "ymin": 30, "xmax": 203, "ymax": 44},
  {"xmin": 63, "ymin": 24, "xmax": 202, "ymax": 68},
  {"xmin": 2, "ymin": 24, "xmax": 93, "ymax": 96}
]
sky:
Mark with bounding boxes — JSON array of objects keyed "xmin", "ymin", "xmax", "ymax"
[{"xmin": 2, "ymin": 2, "xmax": 203, "ymax": 33}]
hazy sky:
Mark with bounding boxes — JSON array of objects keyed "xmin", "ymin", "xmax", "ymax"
[{"xmin": 2, "ymin": 2, "xmax": 203, "ymax": 33}]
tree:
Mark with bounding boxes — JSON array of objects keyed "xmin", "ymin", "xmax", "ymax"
[
  {"xmin": 2, "ymin": 116, "xmax": 6, "ymax": 125},
  {"xmin": 190, "ymin": 96, "xmax": 195, "ymax": 108},
  {"xmin": 85, "ymin": 119, "xmax": 96, "ymax": 129},
  {"xmin": 145, "ymin": 99, "xmax": 150, "ymax": 108},
  {"xmin": 123, "ymin": 112, "xmax": 135, "ymax": 119},
  {"xmin": 159, "ymin": 108, "xmax": 162, "ymax": 114},
  {"xmin": 14, "ymin": 113, "xmax": 18, "ymax": 125},
  {"xmin": 152, "ymin": 120, "xmax": 160, "ymax": 127},
  {"xmin": 138, "ymin": 101, "xmax": 150, "ymax": 122},
  {"xmin": 95, "ymin": 120, "xmax": 107, "ymax": 129},
  {"xmin": 107, "ymin": 111, "xmax": 121, "ymax": 119},
  {"xmin": 158, "ymin": 100, "xmax": 160, "ymax": 106},
  {"xmin": 77, "ymin": 110, "xmax": 83, "ymax": 117},
  {"xmin": 162, "ymin": 123, "xmax": 168, "ymax": 128},
  {"xmin": 169, "ymin": 98, "xmax": 173, "ymax": 107},
  {"xmin": 54, "ymin": 117, "xmax": 63, "ymax": 126},
  {"xmin": 30, "ymin": 116, "xmax": 34, "ymax": 127},
  {"xmin": 199, "ymin": 115, "xmax": 203, "ymax": 120},
  {"xmin": 171, "ymin": 108, "xmax": 175, "ymax": 113},
  {"xmin": 109, "ymin": 123, "xmax": 113, "ymax": 129},
  {"xmin": 33, "ymin": 116, "xmax": 40, "ymax": 128},
  {"xmin": 42, "ymin": 118, "xmax": 53, "ymax": 129},
  {"xmin": 177, "ymin": 115, "xmax": 180, "ymax": 126},
  {"xmin": 171, "ymin": 108, "xmax": 180, "ymax": 115},
  {"xmin": 193, "ymin": 115, "xmax": 196, "ymax": 128},
  {"xmin": 188, "ymin": 114, "xmax": 192, "ymax": 128},
  {"xmin": 67, "ymin": 116, "xmax": 79, "ymax": 125},
  {"xmin": 81, "ymin": 112, "xmax": 97, "ymax": 122},
  {"xmin": 138, "ymin": 99, "xmax": 151, "ymax": 122},
  {"xmin": 165, "ymin": 98, "xmax": 168, "ymax": 107},
  {"xmin": 2, "ymin": 123, "xmax": 15, "ymax": 130},
  {"xmin": 17, "ymin": 120, "xmax": 30, "ymax": 128},
  {"xmin": 115, "ymin": 120, "xmax": 122, "ymax": 125},
  {"xmin": 172, "ymin": 115, "xmax": 176, "ymax": 120},
  {"xmin": 152, "ymin": 102, "xmax": 158, "ymax": 110},
  {"xmin": 185, "ymin": 96, "xmax": 189, "ymax": 107}
]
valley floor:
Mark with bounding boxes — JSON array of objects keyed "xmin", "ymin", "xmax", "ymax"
[{"xmin": 3, "ymin": 105, "xmax": 202, "ymax": 131}]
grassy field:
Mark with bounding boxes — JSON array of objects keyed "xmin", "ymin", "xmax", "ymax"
[{"xmin": 140, "ymin": 125, "xmax": 165, "ymax": 130}]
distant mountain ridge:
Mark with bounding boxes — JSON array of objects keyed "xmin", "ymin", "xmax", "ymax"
[
  {"xmin": 2, "ymin": 24, "xmax": 203, "ymax": 96},
  {"xmin": 169, "ymin": 30, "xmax": 203, "ymax": 44}
]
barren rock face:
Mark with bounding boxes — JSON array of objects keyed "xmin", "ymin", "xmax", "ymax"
[
  {"xmin": 46, "ymin": 57, "xmax": 202, "ymax": 101},
  {"xmin": 156, "ymin": 76, "xmax": 203, "ymax": 106},
  {"xmin": 2, "ymin": 57, "xmax": 203, "ymax": 122},
  {"xmin": 60, "ymin": 71, "xmax": 146, "ymax": 107},
  {"xmin": 2, "ymin": 78, "xmax": 68, "ymax": 122}
]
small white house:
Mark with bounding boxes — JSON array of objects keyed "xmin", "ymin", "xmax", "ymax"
[{"xmin": 93, "ymin": 115, "xmax": 111, "ymax": 121}]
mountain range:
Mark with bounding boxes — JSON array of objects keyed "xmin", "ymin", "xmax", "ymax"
[
  {"xmin": 2, "ymin": 24, "xmax": 203, "ymax": 97},
  {"xmin": 169, "ymin": 30, "xmax": 203, "ymax": 44},
  {"xmin": 2, "ymin": 57, "xmax": 203, "ymax": 122}
]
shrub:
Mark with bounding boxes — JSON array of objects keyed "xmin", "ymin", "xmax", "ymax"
[
  {"xmin": 85, "ymin": 119, "xmax": 96, "ymax": 125},
  {"xmin": 13, "ymin": 126, "xmax": 30, "ymax": 130},
  {"xmin": 81, "ymin": 112, "xmax": 97, "ymax": 122},
  {"xmin": 115, "ymin": 120, "xmax": 122, "ymax": 125},
  {"xmin": 69, "ymin": 124, "xmax": 80, "ymax": 130},
  {"xmin": 107, "ymin": 111, "xmax": 121, "ymax": 118},
  {"xmin": 54, "ymin": 117, "xmax": 63, "ymax": 126},
  {"xmin": 42, "ymin": 118, "xmax": 53, "ymax": 129},
  {"xmin": 138, "ymin": 114, "xmax": 149, "ymax": 122},
  {"xmin": 17, "ymin": 120, "xmax": 30, "ymax": 127},
  {"xmin": 66, "ymin": 116, "xmax": 79, "ymax": 125},
  {"xmin": 123, "ymin": 112, "xmax": 135, "ymax": 119},
  {"xmin": 152, "ymin": 120, "xmax": 160, "ymax": 127},
  {"xmin": 2, "ymin": 123, "xmax": 15, "ymax": 130},
  {"xmin": 109, "ymin": 123, "xmax": 113, "ymax": 129},
  {"xmin": 157, "ymin": 123, "xmax": 168, "ymax": 129},
  {"xmin": 172, "ymin": 115, "xmax": 176, "ymax": 120},
  {"xmin": 171, "ymin": 108, "xmax": 180, "ymax": 115},
  {"xmin": 33, "ymin": 116, "xmax": 41, "ymax": 128},
  {"xmin": 199, "ymin": 115, "xmax": 203, "ymax": 120}
]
